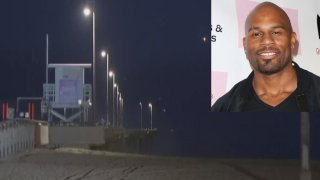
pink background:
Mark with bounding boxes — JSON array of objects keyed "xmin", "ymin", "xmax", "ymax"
[{"xmin": 211, "ymin": 71, "xmax": 228, "ymax": 105}]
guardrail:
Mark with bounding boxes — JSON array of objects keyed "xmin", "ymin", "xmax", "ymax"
[{"xmin": 0, "ymin": 119, "xmax": 35, "ymax": 160}]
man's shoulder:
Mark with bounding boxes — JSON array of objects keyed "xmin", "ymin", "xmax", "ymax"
[
  {"xmin": 296, "ymin": 65, "xmax": 320, "ymax": 111},
  {"xmin": 211, "ymin": 78, "xmax": 249, "ymax": 112},
  {"xmin": 298, "ymin": 66, "xmax": 320, "ymax": 86}
]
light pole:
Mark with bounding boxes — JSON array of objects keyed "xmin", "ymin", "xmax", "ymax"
[
  {"xmin": 119, "ymin": 94, "xmax": 122, "ymax": 128},
  {"xmin": 121, "ymin": 96, "xmax": 124, "ymax": 128},
  {"xmin": 118, "ymin": 95, "xmax": 123, "ymax": 128},
  {"xmin": 83, "ymin": 6, "xmax": 96, "ymax": 122},
  {"xmin": 109, "ymin": 71, "xmax": 115, "ymax": 128},
  {"xmin": 115, "ymin": 84, "xmax": 119, "ymax": 128},
  {"xmin": 148, "ymin": 103, "xmax": 152, "ymax": 130},
  {"xmin": 120, "ymin": 94, "xmax": 124, "ymax": 128},
  {"xmin": 117, "ymin": 91, "xmax": 121, "ymax": 128},
  {"xmin": 113, "ymin": 83, "xmax": 117, "ymax": 128},
  {"xmin": 139, "ymin": 102, "xmax": 142, "ymax": 130},
  {"xmin": 78, "ymin": 99, "xmax": 82, "ymax": 124},
  {"xmin": 101, "ymin": 50, "xmax": 109, "ymax": 125}
]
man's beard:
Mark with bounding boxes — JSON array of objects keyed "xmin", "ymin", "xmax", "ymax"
[
  {"xmin": 253, "ymin": 46, "xmax": 289, "ymax": 75},
  {"xmin": 256, "ymin": 58, "xmax": 284, "ymax": 75}
]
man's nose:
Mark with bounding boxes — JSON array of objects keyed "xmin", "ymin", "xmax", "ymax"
[{"xmin": 260, "ymin": 33, "xmax": 275, "ymax": 45}]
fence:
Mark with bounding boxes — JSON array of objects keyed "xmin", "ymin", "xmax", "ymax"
[{"xmin": 0, "ymin": 120, "xmax": 35, "ymax": 160}]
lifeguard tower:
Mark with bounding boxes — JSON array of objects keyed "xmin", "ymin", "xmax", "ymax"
[{"xmin": 42, "ymin": 63, "xmax": 92, "ymax": 123}]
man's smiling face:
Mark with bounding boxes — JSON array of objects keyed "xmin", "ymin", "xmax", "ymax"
[{"xmin": 243, "ymin": 3, "xmax": 297, "ymax": 75}]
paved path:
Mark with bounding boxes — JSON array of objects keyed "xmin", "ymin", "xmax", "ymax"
[{"xmin": 0, "ymin": 148, "xmax": 319, "ymax": 180}]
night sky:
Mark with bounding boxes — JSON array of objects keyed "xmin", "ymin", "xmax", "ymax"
[
  {"xmin": 0, "ymin": 0, "xmax": 211, "ymax": 124},
  {"xmin": 1, "ymin": 0, "xmax": 318, "ymax": 158}
]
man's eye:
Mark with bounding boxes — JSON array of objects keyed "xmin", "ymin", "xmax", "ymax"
[
  {"xmin": 272, "ymin": 31, "xmax": 281, "ymax": 35},
  {"xmin": 252, "ymin": 32, "xmax": 261, "ymax": 38}
]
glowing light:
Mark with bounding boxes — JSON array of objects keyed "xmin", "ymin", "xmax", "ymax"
[
  {"xmin": 83, "ymin": 7, "xmax": 91, "ymax": 16},
  {"xmin": 101, "ymin": 50, "xmax": 106, "ymax": 58}
]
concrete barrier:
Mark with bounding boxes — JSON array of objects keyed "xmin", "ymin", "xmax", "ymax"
[
  {"xmin": 89, "ymin": 128, "xmax": 157, "ymax": 154},
  {"xmin": 35, "ymin": 123, "xmax": 49, "ymax": 148},
  {"xmin": 40, "ymin": 125, "xmax": 49, "ymax": 145},
  {"xmin": 0, "ymin": 120, "xmax": 35, "ymax": 160},
  {"xmin": 49, "ymin": 126, "xmax": 104, "ymax": 148}
]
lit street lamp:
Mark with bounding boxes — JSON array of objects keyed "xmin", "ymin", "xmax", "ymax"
[
  {"xmin": 113, "ymin": 83, "xmax": 117, "ymax": 128},
  {"xmin": 83, "ymin": 5, "xmax": 96, "ymax": 122},
  {"xmin": 203, "ymin": 36, "xmax": 206, "ymax": 42},
  {"xmin": 148, "ymin": 103, "xmax": 152, "ymax": 130},
  {"xmin": 101, "ymin": 50, "xmax": 109, "ymax": 126},
  {"xmin": 121, "ymin": 96, "xmax": 124, "ymax": 128},
  {"xmin": 109, "ymin": 71, "xmax": 115, "ymax": 128},
  {"xmin": 78, "ymin": 99, "xmax": 82, "ymax": 123},
  {"xmin": 139, "ymin": 102, "xmax": 142, "ymax": 130},
  {"xmin": 83, "ymin": 7, "xmax": 91, "ymax": 16},
  {"xmin": 117, "ymin": 91, "xmax": 121, "ymax": 128},
  {"xmin": 101, "ymin": 50, "xmax": 106, "ymax": 58},
  {"xmin": 118, "ymin": 94, "xmax": 122, "ymax": 128},
  {"xmin": 115, "ymin": 84, "xmax": 119, "ymax": 128},
  {"xmin": 118, "ymin": 94, "xmax": 123, "ymax": 128}
]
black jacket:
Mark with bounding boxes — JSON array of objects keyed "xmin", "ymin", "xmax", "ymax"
[{"xmin": 211, "ymin": 62, "xmax": 320, "ymax": 112}]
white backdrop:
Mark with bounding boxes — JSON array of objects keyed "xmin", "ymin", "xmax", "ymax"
[{"xmin": 211, "ymin": 0, "xmax": 320, "ymax": 105}]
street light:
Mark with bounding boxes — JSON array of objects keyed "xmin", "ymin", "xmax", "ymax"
[
  {"xmin": 122, "ymin": 96, "xmax": 124, "ymax": 128},
  {"xmin": 109, "ymin": 71, "xmax": 115, "ymax": 127},
  {"xmin": 83, "ymin": 5, "xmax": 96, "ymax": 122},
  {"xmin": 148, "ymin": 103, "xmax": 152, "ymax": 130},
  {"xmin": 78, "ymin": 99, "xmax": 82, "ymax": 123},
  {"xmin": 101, "ymin": 50, "xmax": 106, "ymax": 58},
  {"xmin": 83, "ymin": 7, "xmax": 91, "ymax": 16},
  {"xmin": 139, "ymin": 102, "xmax": 142, "ymax": 130},
  {"xmin": 121, "ymin": 96, "xmax": 124, "ymax": 128},
  {"xmin": 113, "ymin": 83, "xmax": 117, "ymax": 128},
  {"xmin": 202, "ymin": 37, "xmax": 206, "ymax": 42},
  {"xmin": 118, "ymin": 94, "xmax": 121, "ymax": 128},
  {"xmin": 101, "ymin": 50, "xmax": 109, "ymax": 126},
  {"xmin": 116, "ymin": 91, "xmax": 120, "ymax": 128},
  {"xmin": 114, "ymin": 83, "xmax": 119, "ymax": 128},
  {"xmin": 119, "ymin": 94, "xmax": 123, "ymax": 128},
  {"xmin": 109, "ymin": 71, "xmax": 114, "ymax": 78}
]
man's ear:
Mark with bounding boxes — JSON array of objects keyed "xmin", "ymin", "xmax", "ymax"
[
  {"xmin": 243, "ymin": 37, "xmax": 247, "ymax": 53},
  {"xmin": 290, "ymin": 32, "xmax": 297, "ymax": 49}
]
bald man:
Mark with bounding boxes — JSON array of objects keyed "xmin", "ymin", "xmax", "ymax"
[{"xmin": 212, "ymin": 2, "xmax": 320, "ymax": 112}]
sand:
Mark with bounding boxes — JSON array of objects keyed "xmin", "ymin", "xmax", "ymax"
[{"xmin": 0, "ymin": 148, "xmax": 319, "ymax": 180}]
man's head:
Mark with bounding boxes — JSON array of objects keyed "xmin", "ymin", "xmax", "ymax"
[{"xmin": 243, "ymin": 2, "xmax": 297, "ymax": 75}]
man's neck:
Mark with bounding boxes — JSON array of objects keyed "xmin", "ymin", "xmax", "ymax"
[{"xmin": 252, "ymin": 63, "xmax": 297, "ymax": 106}]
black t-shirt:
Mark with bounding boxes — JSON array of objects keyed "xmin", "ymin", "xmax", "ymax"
[{"xmin": 243, "ymin": 84, "xmax": 300, "ymax": 112}]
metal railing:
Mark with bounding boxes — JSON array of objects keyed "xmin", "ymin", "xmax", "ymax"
[
  {"xmin": 42, "ymin": 83, "xmax": 92, "ymax": 108},
  {"xmin": 0, "ymin": 119, "xmax": 35, "ymax": 160}
]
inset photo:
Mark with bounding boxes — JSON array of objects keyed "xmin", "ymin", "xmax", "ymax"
[{"xmin": 211, "ymin": 0, "xmax": 320, "ymax": 112}]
